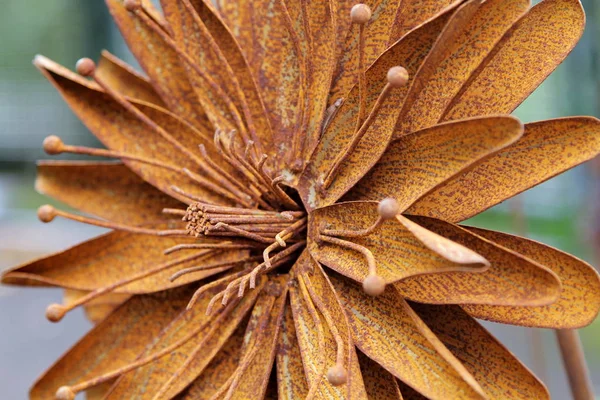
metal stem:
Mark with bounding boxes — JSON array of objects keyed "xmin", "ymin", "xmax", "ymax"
[{"xmin": 555, "ymin": 329, "xmax": 595, "ymax": 400}]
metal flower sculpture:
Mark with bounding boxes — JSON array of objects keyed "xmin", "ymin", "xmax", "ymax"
[{"xmin": 3, "ymin": 0, "xmax": 600, "ymax": 399}]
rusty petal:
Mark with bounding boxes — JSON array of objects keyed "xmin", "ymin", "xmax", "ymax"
[
  {"xmin": 214, "ymin": 0, "xmax": 303, "ymax": 169},
  {"xmin": 462, "ymin": 227, "xmax": 600, "ymax": 329},
  {"xmin": 159, "ymin": 0, "xmax": 249, "ymax": 137},
  {"xmin": 330, "ymin": 275, "xmax": 485, "ymax": 400},
  {"xmin": 393, "ymin": 0, "xmax": 481, "ymax": 136},
  {"xmin": 388, "ymin": 0, "xmax": 456, "ymax": 43},
  {"xmin": 345, "ymin": 116, "xmax": 523, "ymax": 210},
  {"xmin": 330, "ymin": 0, "xmax": 402, "ymax": 105},
  {"xmin": 36, "ymin": 161, "xmax": 183, "ymax": 225},
  {"xmin": 412, "ymin": 302, "xmax": 549, "ymax": 399},
  {"xmin": 331, "ymin": 0, "xmax": 360, "ymax": 57},
  {"xmin": 176, "ymin": 323, "xmax": 246, "ymax": 399},
  {"xmin": 188, "ymin": 0, "xmax": 275, "ymax": 152},
  {"xmin": 289, "ymin": 0, "xmax": 337, "ymax": 162},
  {"xmin": 211, "ymin": 0, "xmax": 253, "ymax": 60},
  {"xmin": 394, "ymin": 0, "xmax": 530, "ymax": 138},
  {"xmin": 1, "ymin": 231, "xmax": 249, "ymax": 293},
  {"xmin": 357, "ymin": 351, "xmax": 403, "ymax": 400},
  {"xmin": 106, "ymin": 0, "xmax": 209, "ymax": 127},
  {"xmin": 309, "ymin": 202, "xmax": 488, "ymax": 285},
  {"xmin": 223, "ymin": 277, "xmax": 288, "ymax": 398},
  {"xmin": 104, "ymin": 278, "xmax": 265, "ymax": 399},
  {"xmin": 289, "ymin": 252, "xmax": 368, "ymax": 399},
  {"xmin": 161, "ymin": 0, "xmax": 253, "ymax": 132},
  {"xmin": 395, "ymin": 214, "xmax": 489, "ymax": 267},
  {"xmin": 34, "ymin": 55, "xmax": 230, "ymax": 205},
  {"xmin": 141, "ymin": 0, "xmax": 168, "ymax": 26},
  {"xmin": 409, "ymin": 117, "xmax": 600, "ymax": 222},
  {"xmin": 304, "ymin": 256, "xmax": 369, "ymax": 398},
  {"xmin": 299, "ymin": 5, "xmax": 459, "ymax": 210},
  {"xmin": 85, "ymin": 381, "xmax": 117, "ymax": 400},
  {"xmin": 442, "ymin": 0, "xmax": 585, "ymax": 120},
  {"xmin": 395, "ymin": 216, "xmax": 562, "ymax": 307},
  {"xmin": 29, "ymin": 288, "xmax": 191, "ymax": 399},
  {"xmin": 96, "ymin": 50, "xmax": 165, "ymax": 106},
  {"xmin": 277, "ymin": 300, "xmax": 309, "ymax": 399}
]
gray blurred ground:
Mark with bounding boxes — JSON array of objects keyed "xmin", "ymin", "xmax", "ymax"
[{"xmin": 0, "ymin": 173, "xmax": 105, "ymax": 399}]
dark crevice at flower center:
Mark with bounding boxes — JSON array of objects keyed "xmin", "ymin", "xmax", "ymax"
[{"xmin": 171, "ymin": 143, "xmax": 309, "ymax": 314}]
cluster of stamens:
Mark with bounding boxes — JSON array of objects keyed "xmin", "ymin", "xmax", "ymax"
[{"xmin": 183, "ymin": 203, "xmax": 305, "ymax": 242}]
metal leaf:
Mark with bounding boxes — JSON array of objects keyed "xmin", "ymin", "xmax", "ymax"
[
  {"xmin": 330, "ymin": 274, "xmax": 486, "ymax": 400},
  {"xmin": 2, "ymin": 231, "xmax": 249, "ymax": 293},
  {"xmin": 309, "ymin": 202, "xmax": 488, "ymax": 285},
  {"xmin": 395, "ymin": 216, "xmax": 562, "ymax": 307},
  {"xmin": 36, "ymin": 161, "xmax": 182, "ymax": 225},
  {"xmin": 461, "ymin": 227, "xmax": 600, "ymax": 329},
  {"xmin": 345, "ymin": 116, "xmax": 524, "ymax": 210},
  {"xmin": 442, "ymin": 0, "xmax": 585, "ymax": 120},
  {"xmin": 409, "ymin": 117, "xmax": 600, "ymax": 222}
]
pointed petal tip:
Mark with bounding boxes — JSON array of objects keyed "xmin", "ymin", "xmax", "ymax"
[
  {"xmin": 473, "ymin": 254, "xmax": 491, "ymax": 268},
  {"xmin": 32, "ymin": 54, "xmax": 48, "ymax": 68}
]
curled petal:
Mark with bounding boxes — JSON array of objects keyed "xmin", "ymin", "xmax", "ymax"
[
  {"xmin": 461, "ymin": 227, "xmax": 600, "ymax": 328},
  {"xmin": 309, "ymin": 202, "xmax": 488, "ymax": 285},
  {"xmin": 395, "ymin": 216, "xmax": 562, "ymax": 307}
]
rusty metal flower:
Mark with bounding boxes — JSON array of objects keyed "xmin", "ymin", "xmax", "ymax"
[{"xmin": 3, "ymin": 0, "xmax": 600, "ymax": 399}]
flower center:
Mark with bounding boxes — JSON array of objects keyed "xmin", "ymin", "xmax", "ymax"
[{"xmin": 183, "ymin": 203, "xmax": 306, "ymax": 244}]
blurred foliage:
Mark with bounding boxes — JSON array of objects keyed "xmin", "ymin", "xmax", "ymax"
[{"xmin": 0, "ymin": 1, "xmax": 110, "ymax": 81}]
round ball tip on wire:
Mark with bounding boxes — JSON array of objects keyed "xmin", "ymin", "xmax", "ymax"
[
  {"xmin": 350, "ymin": 4, "xmax": 372, "ymax": 24},
  {"xmin": 43, "ymin": 135, "xmax": 64, "ymax": 155},
  {"xmin": 124, "ymin": 0, "xmax": 141, "ymax": 12},
  {"xmin": 327, "ymin": 363, "xmax": 348, "ymax": 386},
  {"xmin": 387, "ymin": 66, "xmax": 409, "ymax": 88},
  {"xmin": 377, "ymin": 197, "xmax": 400, "ymax": 219},
  {"xmin": 363, "ymin": 274, "xmax": 386, "ymax": 296},
  {"xmin": 75, "ymin": 57, "xmax": 96, "ymax": 77},
  {"xmin": 55, "ymin": 386, "xmax": 75, "ymax": 400},
  {"xmin": 46, "ymin": 303, "xmax": 67, "ymax": 322},
  {"xmin": 37, "ymin": 205, "xmax": 57, "ymax": 223}
]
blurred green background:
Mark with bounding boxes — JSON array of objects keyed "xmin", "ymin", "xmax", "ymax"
[{"xmin": 0, "ymin": 0, "xmax": 599, "ymax": 399}]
